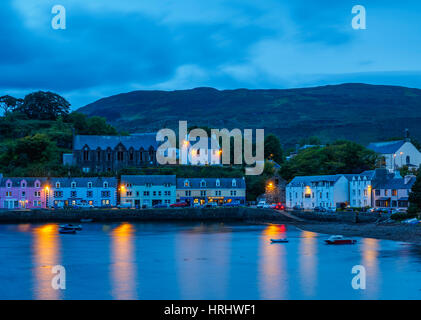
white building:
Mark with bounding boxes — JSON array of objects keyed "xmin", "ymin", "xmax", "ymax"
[
  {"xmin": 176, "ymin": 136, "xmax": 222, "ymax": 165},
  {"xmin": 344, "ymin": 171, "xmax": 375, "ymax": 208},
  {"xmin": 48, "ymin": 177, "xmax": 117, "ymax": 208},
  {"xmin": 286, "ymin": 175, "xmax": 349, "ymax": 210},
  {"xmin": 120, "ymin": 175, "xmax": 177, "ymax": 208},
  {"xmin": 367, "ymin": 130, "xmax": 421, "ymax": 172}
]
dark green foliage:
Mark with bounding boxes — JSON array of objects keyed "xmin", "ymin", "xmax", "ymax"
[
  {"xmin": 66, "ymin": 112, "xmax": 118, "ymax": 135},
  {"xmin": 391, "ymin": 211, "xmax": 417, "ymax": 221},
  {"xmin": 16, "ymin": 91, "xmax": 70, "ymax": 120},
  {"xmin": 0, "ymin": 95, "xmax": 23, "ymax": 115},
  {"xmin": 264, "ymin": 134, "xmax": 283, "ymax": 164},
  {"xmin": 408, "ymin": 171, "xmax": 421, "ymax": 214},
  {"xmin": 279, "ymin": 141, "xmax": 377, "ymax": 181}
]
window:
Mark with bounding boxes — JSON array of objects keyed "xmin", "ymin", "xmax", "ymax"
[
  {"xmin": 21, "ymin": 182, "xmax": 26, "ymax": 188},
  {"xmin": 22, "ymin": 191, "xmax": 25, "ymax": 197},
  {"xmin": 143, "ymin": 191, "xmax": 150, "ymax": 196},
  {"xmin": 87, "ymin": 182, "xmax": 92, "ymax": 188},
  {"xmin": 126, "ymin": 191, "xmax": 132, "ymax": 197},
  {"xmin": 97, "ymin": 150, "xmax": 101, "ymax": 161},
  {"xmin": 232, "ymin": 179, "xmax": 237, "ymax": 187},
  {"xmin": 129, "ymin": 150, "xmax": 134, "ymax": 161},
  {"xmin": 153, "ymin": 191, "xmax": 157, "ymax": 196},
  {"xmin": 54, "ymin": 191, "xmax": 63, "ymax": 198},
  {"xmin": 364, "ymin": 190, "xmax": 368, "ymax": 196},
  {"xmin": 56, "ymin": 182, "xmax": 60, "ymax": 189},
  {"xmin": 231, "ymin": 190, "xmax": 237, "ymax": 196},
  {"xmin": 406, "ymin": 156, "xmax": 410, "ymax": 165},
  {"xmin": 117, "ymin": 151, "xmax": 124, "ymax": 161},
  {"xmin": 34, "ymin": 191, "xmax": 41, "ymax": 197},
  {"xmin": 392, "ymin": 189, "xmax": 397, "ymax": 196},
  {"xmin": 103, "ymin": 182, "xmax": 108, "ymax": 188},
  {"xmin": 185, "ymin": 190, "xmax": 191, "ymax": 196},
  {"xmin": 107, "ymin": 153, "xmax": 111, "ymax": 161},
  {"xmin": 71, "ymin": 191, "xmax": 77, "ymax": 198},
  {"xmin": 87, "ymin": 191, "xmax": 93, "ymax": 198},
  {"xmin": 83, "ymin": 148, "xmax": 89, "ymax": 161},
  {"xmin": 184, "ymin": 180, "xmax": 190, "ymax": 187},
  {"xmin": 6, "ymin": 191, "xmax": 12, "ymax": 197},
  {"xmin": 384, "ymin": 190, "xmax": 388, "ymax": 196},
  {"xmin": 200, "ymin": 190, "xmax": 206, "ymax": 196},
  {"xmin": 101, "ymin": 191, "xmax": 110, "ymax": 197},
  {"xmin": 35, "ymin": 182, "xmax": 40, "ymax": 188},
  {"xmin": 200, "ymin": 180, "xmax": 206, "ymax": 187},
  {"xmin": 6, "ymin": 182, "xmax": 11, "ymax": 188},
  {"xmin": 375, "ymin": 190, "xmax": 380, "ymax": 196},
  {"xmin": 71, "ymin": 182, "xmax": 76, "ymax": 188}
]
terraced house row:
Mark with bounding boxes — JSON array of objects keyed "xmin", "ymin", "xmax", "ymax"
[
  {"xmin": 286, "ymin": 168, "xmax": 416, "ymax": 211},
  {"xmin": 0, "ymin": 174, "xmax": 246, "ymax": 209}
]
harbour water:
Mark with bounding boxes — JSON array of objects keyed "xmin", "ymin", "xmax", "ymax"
[{"xmin": 0, "ymin": 222, "xmax": 419, "ymax": 299}]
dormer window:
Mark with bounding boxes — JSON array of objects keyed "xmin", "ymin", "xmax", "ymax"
[
  {"xmin": 71, "ymin": 182, "xmax": 77, "ymax": 188},
  {"xmin": 216, "ymin": 179, "xmax": 220, "ymax": 187},
  {"xmin": 103, "ymin": 182, "xmax": 108, "ymax": 188},
  {"xmin": 6, "ymin": 182, "xmax": 11, "ymax": 188},
  {"xmin": 87, "ymin": 182, "xmax": 93, "ymax": 189},
  {"xmin": 56, "ymin": 182, "xmax": 60, "ymax": 189},
  {"xmin": 21, "ymin": 182, "xmax": 26, "ymax": 188},
  {"xmin": 184, "ymin": 180, "xmax": 190, "ymax": 187},
  {"xmin": 200, "ymin": 180, "xmax": 206, "ymax": 188},
  {"xmin": 232, "ymin": 179, "xmax": 237, "ymax": 187},
  {"xmin": 35, "ymin": 182, "xmax": 40, "ymax": 188}
]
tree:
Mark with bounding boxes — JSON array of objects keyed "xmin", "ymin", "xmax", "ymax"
[
  {"xmin": 16, "ymin": 91, "xmax": 70, "ymax": 120},
  {"xmin": 67, "ymin": 112, "xmax": 118, "ymax": 135},
  {"xmin": 408, "ymin": 171, "xmax": 421, "ymax": 214},
  {"xmin": 279, "ymin": 140, "xmax": 377, "ymax": 180},
  {"xmin": 0, "ymin": 95, "xmax": 23, "ymax": 115},
  {"xmin": 264, "ymin": 134, "xmax": 283, "ymax": 164}
]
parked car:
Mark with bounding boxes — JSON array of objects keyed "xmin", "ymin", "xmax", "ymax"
[
  {"xmin": 205, "ymin": 202, "xmax": 218, "ymax": 208},
  {"xmin": 274, "ymin": 203, "xmax": 285, "ymax": 210},
  {"xmin": 117, "ymin": 203, "xmax": 132, "ymax": 209},
  {"xmin": 314, "ymin": 206, "xmax": 327, "ymax": 213},
  {"xmin": 292, "ymin": 205, "xmax": 302, "ymax": 211},
  {"xmin": 153, "ymin": 203, "xmax": 168, "ymax": 208},
  {"xmin": 79, "ymin": 203, "xmax": 94, "ymax": 209},
  {"xmin": 193, "ymin": 203, "xmax": 202, "ymax": 208},
  {"xmin": 257, "ymin": 201, "xmax": 266, "ymax": 208},
  {"xmin": 170, "ymin": 202, "xmax": 189, "ymax": 208}
]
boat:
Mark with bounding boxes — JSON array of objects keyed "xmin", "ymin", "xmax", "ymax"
[
  {"xmin": 59, "ymin": 226, "xmax": 77, "ymax": 234},
  {"xmin": 325, "ymin": 235, "xmax": 356, "ymax": 245},
  {"xmin": 80, "ymin": 218, "xmax": 93, "ymax": 223},
  {"xmin": 270, "ymin": 238, "xmax": 289, "ymax": 243},
  {"xmin": 60, "ymin": 224, "xmax": 82, "ymax": 231}
]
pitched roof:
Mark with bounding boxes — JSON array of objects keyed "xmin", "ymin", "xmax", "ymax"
[
  {"xmin": 121, "ymin": 175, "xmax": 176, "ymax": 186},
  {"xmin": 0, "ymin": 177, "xmax": 47, "ymax": 187},
  {"xmin": 373, "ymin": 176, "xmax": 416, "ymax": 190},
  {"xmin": 343, "ymin": 170, "xmax": 376, "ymax": 181},
  {"xmin": 367, "ymin": 140, "xmax": 406, "ymax": 154},
  {"xmin": 287, "ymin": 174, "xmax": 344, "ymax": 187},
  {"xmin": 176, "ymin": 177, "xmax": 246, "ymax": 189},
  {"xmin": 49, "ymin": 177, "xmax": 117, "ymax": 188},
  {"xmin": 74, "ymin": 134, "xmax": 158, "ymax": 150}
]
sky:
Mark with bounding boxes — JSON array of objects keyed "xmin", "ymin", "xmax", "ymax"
[{"xmin": 2, "ymin": 0, "xmax": 421, "ymax": 109}]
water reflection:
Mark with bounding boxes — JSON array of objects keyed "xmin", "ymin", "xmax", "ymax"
[
  {"xmin": 361, "ymin": 238, "xmax": 379, "ymax": 299},
  {"xmin": 259, "ymin": 224, "xmax": 287, "ymax": 299},
  {"xmin": 111, "ymin": 223, "xmax": 137, "ymax": 300},
  {"xmin": 32, "ymin": 224, "xmax": 61, "ymax": 300},
  {"xmin": 299, "ymin": 231, "xmax": 318, "ymax": 297}
]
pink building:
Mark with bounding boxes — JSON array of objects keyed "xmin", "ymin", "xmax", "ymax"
[{"xmin": 0, "ymin": 176, "xmax": 48, "ymax": 209}]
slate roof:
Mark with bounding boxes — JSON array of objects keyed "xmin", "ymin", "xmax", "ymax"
[
  {"xmin": 343, "ymin": 170, "xmax": 376, "ymax": 181},
  {"xmin": 367, "ymin": 140, "xmax": 406, "ymax": 154},
  {"xmin": 373, "ymin": 176, "xmax": 416, "ymax": 190},
  {"xmin": 121, "ymin": 175, "xmax": 176, "ymax": 186},
  {"xmin": 287, "ymin": 175, "xmax": 344, "ymax": 187},
  {"xmin": 176, "ymin": 177, "xmax": 246, "ymax": 189},
  {"xmin": 74, "ymin": 134, "xmax": 158, "ymax": 150},
  {"xmin": 49, "ymin": 177, "xmax": 117, "ymax": 188},
  {"xmin": 0, "ymin": 177, "xmax": 47, "ymax": 187}
]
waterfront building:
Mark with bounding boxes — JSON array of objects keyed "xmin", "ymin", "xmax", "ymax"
[
  {"xmin": 68, "ymin": 134, "xmax": 159, "ymax": 173},
  {"xmin": 120, "ymin": 175, "xmax": 177, "ymax": 208},
  {"xmin": 264, "ymin": 175, "xmax": 287, "ymax": 204},
  {"xmin": 286, "ymin": 175, "xmax": 349, "ymax": 210},
  {"xmin": 174, "ymin": 136, "xmax": 222, "ymax": 166},
  {"xmin": 371, "ymin": 169, "xmax": 416, "ymax": 209},
  {"xmin": 47, "ymin": 177, "xmax": 117, "ymax": 208},
  {"xmin": 176, "ymin": 177, "xmax": 246, "ymax": 205},
  {"xmin": 367, "ymin": 129, "xmax": 421, "ymax": 172},
  {"xmin": 344, "ymin": 171, "xmax": 375, "ymax": 208},
  {"xmin": 0, "ymin": 176, "xmax": 48, "ymax": 209}
]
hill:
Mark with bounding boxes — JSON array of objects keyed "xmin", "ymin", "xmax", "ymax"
[{"xmin": 77, "ymin": 83, "xmax": 421, "ymax": 147}]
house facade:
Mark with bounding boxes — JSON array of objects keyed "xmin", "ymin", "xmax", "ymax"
[
  {"xmin": 367, "ymin": 130, "xmax": 421, "ymax": 172},
  {"xmin": 0, "ymin": 176, "xmax": 47, "ymax": 209},
  {"xmin": 176, "ymin": 136, "xmax": 222, "ymax": 166},
  {"xmin": 264, "ymin": 175, "xmax": 287, "ymax": 204},
  {"xmin": 69, "ymin": 134, "xmax": 159, "ymax": 173},
  {"xmin": 47, "ymin": 177, "xmax": 117, "ymax": 208},
  {"xmin": 120, "ymin": 175, "xmax": 176, "ymax": 208},
  {"xmin": 176, "ymin": 177, "xmax": 246, "ymax": 205},
  {"xmin": 286, "ymin": 175, "xmax": 349, "ymax": 210},
  {"xmin": 344, "ymin": 171, "xmax": 375, "ymax": 208},
  {"xmin": 372, "ymin": 171, "xmax": 416, "ymax": 209}
]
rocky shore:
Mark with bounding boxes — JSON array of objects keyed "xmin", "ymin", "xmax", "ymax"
[{"xmin": 295, "ymin": 221, "xmax": 421, "ymax": 243}]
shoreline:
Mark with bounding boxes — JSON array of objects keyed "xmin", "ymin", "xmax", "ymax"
[{"xmin": 294, "ymin": 221, "xmax": 421, "ymax": 243}]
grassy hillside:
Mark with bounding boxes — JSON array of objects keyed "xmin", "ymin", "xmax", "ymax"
[{"xmin": 77, "ymin": 83, "xmax": 421, "ymax": 147}]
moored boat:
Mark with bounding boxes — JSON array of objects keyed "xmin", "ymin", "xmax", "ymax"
[
  {"xmin": 60, "ymin": 224, "xmax": 82, "ymax": 231},
  {"xmin": 270, "ymin": 238, "xmax": 289, "ymax": 243},
  {"xmin": 59, "ymin": 226, "xmax": 77, "ymax": 234},
  {"xmin": 325, "ymin": 235, "xmax": 356, "ymax": 245}
]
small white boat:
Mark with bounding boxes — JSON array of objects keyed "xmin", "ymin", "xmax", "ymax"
[
  {"xmin": 270, "ymin": 238, "xmax": 289, "ymax": 243},
  {"xmin": 59, "ymin": 226, "xmax": 77, "ymax": 234},
  {"xmin": 60, "ymin": 224, "xmax": 82, "ymax": 231}
]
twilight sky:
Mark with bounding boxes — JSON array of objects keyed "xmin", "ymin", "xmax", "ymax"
[{"xmin": 2, "ymin": 0, "xmax": 421, "ymax": 108}]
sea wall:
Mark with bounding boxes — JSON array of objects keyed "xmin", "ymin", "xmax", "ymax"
[{"xmin": 0, "ymin": 207, "xmax": 295, "ymax": 224}]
